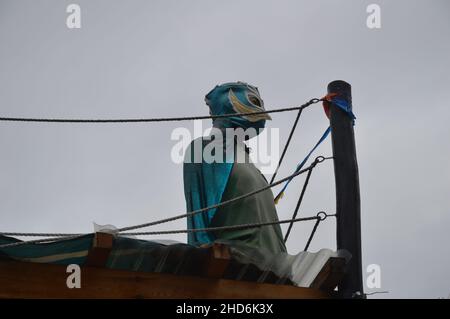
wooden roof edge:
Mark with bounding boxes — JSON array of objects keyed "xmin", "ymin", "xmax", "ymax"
[
  {"xmin": 0, "ymin": 232, "xmax": 344, "ymax": 297},
  {"xmin": 311, "ymin": 257, "xmax": 347, "ymax": 292},
  {"xmin": 0, "ymin": 258, "xmax": 333, "ymax": 299}
]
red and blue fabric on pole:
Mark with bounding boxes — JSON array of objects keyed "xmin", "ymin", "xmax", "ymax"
[{"xmin": 274, "ymin": 93, "xmax": 356, "ymax": 204}]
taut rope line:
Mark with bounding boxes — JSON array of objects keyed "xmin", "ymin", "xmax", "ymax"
[
  {"xmin": 0, "ymin": 157, "xmax": 332, "ymax": 249},
  {"xmin": 0, "ymin": 99, "xmax": 323, "ymax": 124}
]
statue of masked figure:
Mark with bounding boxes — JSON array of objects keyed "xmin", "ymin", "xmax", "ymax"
[{"xmin": 183, "ymin": 82, "xmax": 286, "ymax": 254}]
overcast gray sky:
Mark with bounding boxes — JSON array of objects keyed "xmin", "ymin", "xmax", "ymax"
[{"xmin": 0, "ymin": 0, "xmax": 449, "ymax": 298}]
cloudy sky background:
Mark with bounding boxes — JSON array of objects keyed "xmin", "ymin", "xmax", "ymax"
[{"xmin": 0, "ymin": 0, "xmax": 449, "ymax": 298}]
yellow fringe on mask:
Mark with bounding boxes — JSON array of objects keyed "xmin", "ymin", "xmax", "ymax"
[{"xmin": 274, "ymin": 192, "xmax": 284, "ymax": 205}]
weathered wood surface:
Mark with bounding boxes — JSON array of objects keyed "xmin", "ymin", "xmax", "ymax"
[{"xmin": 0, "ymin": 259, "xmax": 331, "ymax": 299}]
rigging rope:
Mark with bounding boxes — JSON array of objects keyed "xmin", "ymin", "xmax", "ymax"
[
  {"xmin": 274, "ymin": 127, "xmax": 331, "ymax": 204},
  {"xmin": 274, "ymin": 94, "xmax": 356, "ymax": 203},
  {"xmin": 283, "ymin": 156, "xmax": 333, "ymax": 244},
  {"xmin": 116, "ymin": 156, "xmax": 330, "ymax": 233},
  {"xmin": 0, "ymin": 99, "xmax": 323, "ymax": 123},
  {"xmin": 0, "ymin": 235, "xmax": 86, "ymax": 248},
  {"xmin": 304, "ymin": 214, "xmax": 323, "ymax": 251},
  {"xmin": 269, "ymin": 108, "xmax": 303, "ymax": 185},
  {"xmin": 0, "ymin": 212, "xmax": 334, "ymax": 249},
  {"xmin": 284, "ymin": 167, "xmax": 313, "ymax": 243},
  {"xmin": 122, "ymin": 213, "xmax": 330, "ymax": 235},
  {"xmin": 0, "ymin": 156, "xmax": 332, "ymax": 249},
  {"xmin": 0, "ymin": 95, "xmax": 342, "ymax": 251}
]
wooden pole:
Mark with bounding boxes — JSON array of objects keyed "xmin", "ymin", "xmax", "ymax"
[{"xmin": 327, "ymin": 80, "xmax": 364, "ymax": 298}]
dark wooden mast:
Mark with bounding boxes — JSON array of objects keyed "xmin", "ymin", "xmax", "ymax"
[{"xmin": 328, "ymin": 80, "xmax": 364, "ymax": 298}]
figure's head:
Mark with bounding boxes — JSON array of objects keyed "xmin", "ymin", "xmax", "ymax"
[{"xmin": 205, "ymin": 81, "xmax": 271, "ymax": 131}]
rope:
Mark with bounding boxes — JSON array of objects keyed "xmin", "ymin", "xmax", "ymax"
[
  {"xmin": 116, "ymin": 156, "xmax": 330, "ymax": 233},
  {"xmin": 0, "ymin": 232, "xmax": 84, "ymax": 237},
  {"xmin": 304, "ymin": 218, "xmax": 321, "ymax": 251},
  {"xmin": 364, "ymin": 291, "xmax": 389, "ymax": 296},
  {"xmin": 0, "ymin": 157, "xmax": 332, "ymax": 249},
  {"xmin": 0, "ymin": 235, "xmax": 87, "ymax": 249},
  {"xmin": 0, "ymin": 213, "xmax": 333, "ymax": 249},
  {"xmin": 269, "ymin": 108, "xmax": 303, "ymax": 185},
  {"xmin": 2, "ymin": 156, "xmax": 331, "ymax": 237},
  {"xmin": 0, "ymin": 96, "xmax": 338, "ymax": 252},
  {"xmin": 274, "ymin": 128, "xmax": 331, "ymax": 204},
  {"xmin": 121, "ymin": 214, "xmax": 324, "ymax": 236},
  {"xmin": 284, "ymin": 167, "xmax": 314, "ymax": 243},
  {"xmin": 0, "ymin": 99, "xmax": 322, "ymax": 124},
  {"xmin": 304, "ymin": 212, "xmax": 336, "ymax": 251}
]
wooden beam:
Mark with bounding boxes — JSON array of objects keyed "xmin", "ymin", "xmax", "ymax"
[
  {"xmin": 204, "ymin": 243, "xmax": 231, "ymax": 279},
  {"xmin": 0, "ymin": 259, "xmax": 332, "ymax": 299},
  {"xmin": 310, "ymin": 257, "xmax": 346, "ymax": 292},
  {"xmin": 85, "ymin": 232, "xmax": 114, "ymax": 267}
]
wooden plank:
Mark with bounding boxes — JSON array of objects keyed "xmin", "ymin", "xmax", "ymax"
[
  {"xmin": 85, "ymin": 232, "xmax": 114, "ymax": 267},
  {"xmin": 204, "ymin": 243, "xmax": 231, "ymax": 279},
  {"xmin": 0, "ymin": 259, "xmax": 332, "ymax": 299},
  {"xmin": 310, "ymin": 257, "xmax": 346, "ymax": 291}
]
